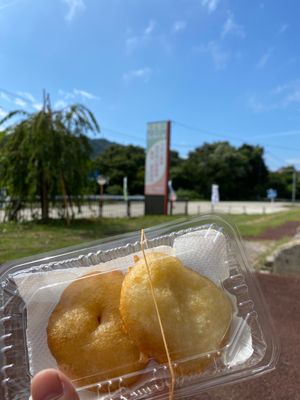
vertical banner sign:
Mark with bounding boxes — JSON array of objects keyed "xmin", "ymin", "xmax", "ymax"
[
  {"xmin": 145, "ymin": 121, "xmax": 170, "ymax": 215},
  {"xmin": 211, "ymin": 184, "xmax": 220, "ymax": 204}
]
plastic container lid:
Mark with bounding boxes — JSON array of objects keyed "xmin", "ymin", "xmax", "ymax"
[{"xmin": 0, "ymin": 215, "xmax": 279, "ymax": 399}]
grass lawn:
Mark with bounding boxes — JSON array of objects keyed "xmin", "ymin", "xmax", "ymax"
[
  {"xmin": 229, "ymin": 208, "xmax": 300, "ymax": 237},
  {"xmin": 1, "ymin": 209, "xmax": 300, "ymax": 264},
  {"xmin": 0, "ymin": 216, "xmax": 176, "ymax": 264}
]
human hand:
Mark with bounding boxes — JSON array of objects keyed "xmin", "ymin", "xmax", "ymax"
[{"xmin": 31, "ymin": 369, "xmax": 79, "ymax": 400}]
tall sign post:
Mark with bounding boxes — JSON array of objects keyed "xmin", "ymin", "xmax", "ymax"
[
  {"xmin": 97, "ymin": 175, "xmax": 108, "ymax": 217},
  {"xmin": 145, "ymin": 121, "xmax": 171, "ymax": 215}
]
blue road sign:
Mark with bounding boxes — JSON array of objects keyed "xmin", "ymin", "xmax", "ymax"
[{"xmin": 267, "ymin": 188, "xmax": 277, "ymax": 200}]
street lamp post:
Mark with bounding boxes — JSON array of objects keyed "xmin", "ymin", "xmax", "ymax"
[{"xmin": 97, "ymin": 175, "xmax": 107, "ymax": 217}]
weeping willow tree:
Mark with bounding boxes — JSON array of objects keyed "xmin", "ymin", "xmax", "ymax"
[{"xmin": 0, "ymin": 92, "xmax": 100, "ymax": 220}]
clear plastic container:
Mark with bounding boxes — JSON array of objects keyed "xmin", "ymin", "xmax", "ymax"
[{"xmin": 0, "ymin": 215, "xmax": 279, "ymax": 399}]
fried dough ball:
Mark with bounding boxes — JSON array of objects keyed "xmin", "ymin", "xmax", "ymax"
[
  {"xmin": 120, "ymin": 253, "xmax": 232, "ymax": 374},
  {"xmin": 47, "ymin": 271, "xmax": 147, "ymax": 391}
]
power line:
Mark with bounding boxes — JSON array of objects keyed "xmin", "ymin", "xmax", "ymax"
[
  {"xmin": 102, "ymin": 124, "xmax": 300, "ymax": 156},
  {"xmin": 1, "ymin": 90, "xmax": 299, "ymax": 165},
  {"xmin": 172, "ymin": 120, "xmax": 241, "ymax": 141},
  {"xmin": 102, "ymin": 124, "xmax": 300, "ymax": 153},
  {"xmin": 171, "ymin": 120, "xmax": 300, "ymax": 152},
  {"xmin": 1, "ymin": 88, "xmax": 300, "ymax": 153},
  {"xmin": 171, "ymin": 140, "xmax": 300, "ymax": 152},
  {"xmin": 265, "ymin": 151, "xmax": 287, "ymax": 166},
  {"xmin": 102, "ymin": 126, "xmax": 145, "ymax": 143},
  {"xmin": 250, "ymin": 129, "xmax": 300, "ymax": 140},
  {"xmin": 102, "ymin": 122, "xmax": 300, "ymax": 172}
]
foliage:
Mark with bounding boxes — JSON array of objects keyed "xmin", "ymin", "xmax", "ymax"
[
  {"xmin": 175, "ymin": 188, "xmax": 203, "ymax": 200},
  {"xmin": 88, "ymin": 138, "xmax": 114, "ymax": 158},
  {"xmin": 171, "ymin": 142, "xmax": 269, "ymax": 200},
  {"xmin": 1, "ymin": 108, "xmax": 298, "ymax": 208},
  {"xmin": 95, "ymin": 144, "xmax": 145, "ymax": 195},
  {"xmin": 268, "ymin": 166, "xmax": 300, "ymax": 200},
  {"xmin": 94, "ymin": 141, "xmax": 296, "ymax": 201},
  {"xmin": 106, "ymin": 184, "xmax": 123, "ymax": 195},
  {"xmin": 0, "ymin": 93, "xmax": 100, "ymax": 219}
]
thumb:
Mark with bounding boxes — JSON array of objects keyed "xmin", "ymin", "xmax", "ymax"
[{"xmin": 31, "ymin": 369, "xmax": 80, "ymax": 400}]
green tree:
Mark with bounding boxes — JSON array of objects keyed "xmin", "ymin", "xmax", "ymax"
[
  {"xmin": 171, "ymin": 142, "xmax": 269, "ymax": 200},
  {"xmin": 0, "ymin": 93, "xmax": 100, "ymax": 220},
  {"xmin": 268, "ymin": 166, "xmax": 300, "ymax": 200},
  {"xmin": 95, "ymin": 144, "xmax": 145, "ymax": 195},
  {"xmin": 242, "ymin": 144, "xmax": 269, "ymax": 198}
]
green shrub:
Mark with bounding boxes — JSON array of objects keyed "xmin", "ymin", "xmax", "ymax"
[{"xmin": 176, "ymin": 188, "xmax": 204, "ymax": 200}]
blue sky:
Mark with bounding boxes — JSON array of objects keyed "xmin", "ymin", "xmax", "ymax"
[{"xmin": 1, "ymin": 0, "xmax": 300, "ymax": 170}]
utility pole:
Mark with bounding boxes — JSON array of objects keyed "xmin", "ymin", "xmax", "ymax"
[{"xmin": 292, "ymin": 169, "xmax": 297, "ymax": 203}]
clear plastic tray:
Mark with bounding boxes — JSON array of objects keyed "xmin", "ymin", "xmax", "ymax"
[{"xmin": 0, "ymin": 215, "xmax": 279, "ymax": 399}]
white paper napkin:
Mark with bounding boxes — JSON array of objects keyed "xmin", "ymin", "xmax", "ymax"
[{"xmin": 13, "ymin": 230, "xmax": 253, "ymax": 400}]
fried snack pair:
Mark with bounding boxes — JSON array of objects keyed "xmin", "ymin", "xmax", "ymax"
[
  {"xmin": 120, "ymin": 253, "xmax": 232, "ymax": 374},
  {"xmin": 47, "ymin": 252, "xmax": 232, "ymax": 391}
]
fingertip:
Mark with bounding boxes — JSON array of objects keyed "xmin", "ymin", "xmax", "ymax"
[
  {"xmin": 31, "ymin": 369, "xmax": 79, "ymax": 400},
  {"xmin": 57, "ymin": 371, "xmax": 80, "ymax": 400}
]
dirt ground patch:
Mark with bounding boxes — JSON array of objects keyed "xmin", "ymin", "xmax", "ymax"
[
  {"xmin": 244, "ymin": 240, "xmax": 274, "ymax": 268},
  {"xmin": 247, "ymin": 221, "xmax": 300, "ymax": 240},
  {"xmin": 201, "ymin": 273, "xmax": 300, "ymax": 400}
]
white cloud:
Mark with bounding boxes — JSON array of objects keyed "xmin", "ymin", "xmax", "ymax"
[
  {"xmin": 0, "ymin": 90, "xmax": 41, "ymax": 112},
  {"xmin": 58, "ymin": 89, "xmax": 75, "ymax": 100},
  {"xmin": 0, "ymin": 91, "xmax": 10, "ymax": 102},
  {"xmin": 58, "ymin": 88, "xmax": 99, "ymax": 101},
  {"xmin": 286, "ymin": 158, "xmax": 300, "ymax": 165},
  {"xmin": 247, "ymin": 94, "xmax": 269, "ymax": 113},
  {"xmin": 32, "ymin": 103, "xmax": 43, "ymax": 111},
  {"xmin": 17, "ymin": 91, "xmax": 35, "ymax": 102},
  {"xmin": 278, "ymin": 23, "xmax": 289, "ymax": 35},
  {"xmin": 73, "ymin": 89, "xmax": 99, "ymax": 100},
  {"xmin": 0, "ymin": 108, "xmax": 8, "ymax": 119},
  {"xmin": 14, "ymin": 98, "xmax": 27, "ymax": 107},
  {"xmin": 248, "ymin": 81, "xmax": 300, "ymax": 113},
  {"xmin": 54, "ymin": 99, "xmax": 68, "ymax": 109},
  {"xmin": 201, "ymin": 0, "xmax": 220, "ymax": 13},
  {"xmin": 125, "ymin": 37, "xmax": 139, "ymax": 53},
  {"xmin": 125, "ymin": 21, "xmax": 156, "ymax": 54},
  {"xmin": 270, "ymin": 81, "xmax": 300, "ymax": 107},
  {"xmin": 0, "ymin": 0, "xmax": 19, "ymax": 12},
  {"xmin": 63, "ymin": 0, "xmax": 85, "ymax": 22},
  {"xmin": 256, "ymin": 47, "xmax": 274, "ymax": 69},
  {"xmin": 270, "ymin": 83, "xmax": 290, "ymax": 95},
  {"xmin": 221, "ymin": 12, "xmax": 245, "ymax": 39},
  {"xmin": 172, "ymin": 20, "xmax": 187, "ymax": 33},
  {"xmin": 1, "ymin": 90, "xmax": 35, "ymax": 110},
  {"xmin": 144, "ymin": 20, "xmax": 156, "ymax": 36},
  {"xmin": 247, "ymin": 93, "xmax": 284, "ymax": 114},
  {"xmin": 199, "ymin": 41, "xmax": 230, "ymax": 70},
  {"xmin": 123, "ymin": 67, "xmax": 152, "ymax": 82},
  {"xmin": 284, "ymin": 89, "xmax": 300, "ymax": 106}
]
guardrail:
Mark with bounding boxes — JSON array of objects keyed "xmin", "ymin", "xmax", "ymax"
[{"xmin": 0, "ymin": 196, "xmax": 189, "ymax": 222}]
